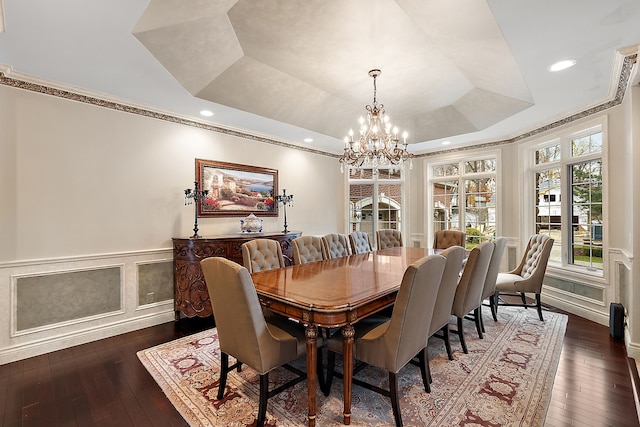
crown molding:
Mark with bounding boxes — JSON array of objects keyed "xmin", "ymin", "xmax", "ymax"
[
  {"xmin": 417, "ymin": 51, "xmax": 638, "ymax": 158},
  {"xmin": 1, "ymin": 50, "xmax": 637, "ymax": 161},
  {"xmin": 0, "ymin": 65, "xmax": 339, "ymax": 159}
]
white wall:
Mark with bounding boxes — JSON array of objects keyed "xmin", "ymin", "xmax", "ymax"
[{"xmin": 0, "ymin": 84, "xmax": 344, "ymax": 363}]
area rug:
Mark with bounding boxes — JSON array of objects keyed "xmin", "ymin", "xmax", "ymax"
[{"xmin": 138, "ymin": 307, "xmax": 567, "ymax": 426}]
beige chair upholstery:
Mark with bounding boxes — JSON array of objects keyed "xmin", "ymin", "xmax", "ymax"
[
  {"xmin": 241, "ymin": 238, "xmax": 285, "ymax": 273},
  {"xmin": 376, "ymin": 229, "xmax": 403, "ymax": 249},
  {"xmin": 200, "ymin": 257, "xmax": 311, "ymax": 427},
  {"xmin": 433, "ymin": 230, "xmax": 466, "ymax": 250},
  {"xmin": 349, "ymin": 231, "xmax": 373, "ymax": 254},
  {"xmin": 321, "ymin": 233, "xmax": 351, "ymax": 259},
  {"xmin": 326, "ymin": 254, "xmax": 446, "ymax": 427},
  {"xmin": 428, "ymin": 245, "xmax": 466, "ymax": 361},
  {"xmin": 450, "ymin": 241, "xmax": 494, "ymax": 353},
  {"xmin": 482, "ymin": 237, "xmax": 507, "ymax": 325},
  {"xmin": 291, "ymin": 236, "xmax": 325, "ymax": 265},
  {"xmin": 494, "ymin": 234, "xmax": 554, "ymax": 321}
]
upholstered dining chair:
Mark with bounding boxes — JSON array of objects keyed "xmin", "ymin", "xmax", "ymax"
[
  {"xmin": 349, "ymin": 231, "xmax": 373, "ymax": 254},
  {"xmin": 428, "ymin": 245, "xmax": 466, "ymax": 361},
  {"xmin": 450, "ymin": 241, "xmax": 494, "ymax": 353},
  {"xmin": 200, "ymin": 257, "xmax": 315, "ymax": 427},
  {"xmin": 376, "ymin": 229, "xmax": 403, "ymax": 249},
  {"xmin": 321, "ymin": 233, "xmax": 351, "ymax": 259},
  {"xmin": 433, "ymin": 230, "xmax": 466, "ymax": 250},
  {"xmin": 493, "ymin": 234, "xmax": 554, "ymax": 321},
  {"xmin": 241, "ymin": 238, "xmax": 285, "ymax": 274},
  {"xmin": 325, "ymin": 254, "xmax": 446, "ymax": 427},
  {"xmin": 291, "ymin": 236, "xmax": 325, "ymax": 265},
  {"xmin": 481, "ymin": 237, "xmax": 507, "ymax": 327}
]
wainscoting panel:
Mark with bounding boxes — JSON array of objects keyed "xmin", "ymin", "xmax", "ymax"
[
  {"xmin": 0, "ymin": 248, "xmax": 174, "ymax": 364},
  {"xmin": 137, "ymin": 260, "xmax": 173, "ymax": 307},
  {"xmin": 14, "ymin": 266, "xmax": 122, "ymax": 333},
  {"xmin": 544, "ymin": 276, "xmax": 604, "ymax": 301}
]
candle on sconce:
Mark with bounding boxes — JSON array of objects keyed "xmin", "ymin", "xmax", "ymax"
[
  {"xmin": 275, "ymin": 189, "xmax": 294, "ymax": 233},
  {"xmin": 183, "ymin": 181, "xmax": 209, "ymax": 239}
]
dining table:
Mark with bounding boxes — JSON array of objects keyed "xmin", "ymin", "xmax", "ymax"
[{"xmin": 250, "ymin": 246, "xmax": 436, "ymax": 426}]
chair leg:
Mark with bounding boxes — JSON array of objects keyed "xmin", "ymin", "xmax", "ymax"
[
  {"xmin": 492, "ymin": 291, "xmax": 500, "ymax": 319},
  {"xmin": 479, "ymin": 305, "xmax": 485, "ymax": 334},
  {"xmin": 324, "ymin": 350, "xmax": 336, "ymax": 396},
  {"xmin": 520, "ymin": 292, "xmax": 528, "ymax": 306},
  {"xmin": 536, "ymin": 293, "xmax": 544, "ymax": 321},
  {"xmin": 442, "ymin": 325, "xmax": 454, "ymax": 360},
  {"xmin": 257, "ymin": 373, "xmax": 269, "ymax": 427},
  {"xmin": 418, "ymin": 347, "xmax": 431, "ymax": 393},
  {"xmin": 457, "ymin": 317, "xmax": 468, "ymax": 354},
  {"xmin": 474, "ymin": 307, "xmax": 484, "ymax": 339},
  {"xmin": 388, "ymin": 372, "xmax": 403, "ymax": 427},
  {"xmin": 490, "ymin": 293, "xmax": 498, "ymax": 321},
  {"xmin": 317, "ymin": 346, "xmax": 328, "ymax": 395},
  {"xmin": 217, "ymin": 352, "xmax": 230, "ymax": 400}
]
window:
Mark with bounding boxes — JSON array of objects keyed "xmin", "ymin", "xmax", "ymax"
[
  {"xmin": 529, "ymin": 125, "xmax": 604, "ymax": 272},
  {"xmin": 348, "ymin": 168, "xmax": 404, "ymax": 247},
  {"xmin": 429, "ymin": 155, "xmax": 497, "ymax": 248}
]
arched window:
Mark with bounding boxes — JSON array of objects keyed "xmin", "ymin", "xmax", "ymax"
[{"xmin": 348, "ymin": 168, "xmax": 404, "ymax": 248}]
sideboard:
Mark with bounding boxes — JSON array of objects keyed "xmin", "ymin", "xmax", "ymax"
[{"xmin": 172, "ymin": 232, "xmax": 301, "ymax": 320}]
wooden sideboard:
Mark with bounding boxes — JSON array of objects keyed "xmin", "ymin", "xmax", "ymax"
[{"xmin": 172, "ymin": 232, "xmax": 301, "ymax": 320}]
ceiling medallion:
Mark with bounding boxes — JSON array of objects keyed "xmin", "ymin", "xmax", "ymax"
[{"xmin": 339, "ymin": 69, "xmax": 413, "ymax": 173}]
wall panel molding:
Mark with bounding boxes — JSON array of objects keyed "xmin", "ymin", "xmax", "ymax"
[{"xmin": 0, "ymin": 248, "xmax": 175, "ymax": 364}]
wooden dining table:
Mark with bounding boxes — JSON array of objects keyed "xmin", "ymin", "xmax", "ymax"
[{"xmin": 250, "ymin": 246, "xmax": 434, "ymax": 426}]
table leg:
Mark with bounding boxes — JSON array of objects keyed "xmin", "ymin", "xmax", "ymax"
[
  {"xmin": 342, "ymin": 324, "xmax": 355, "ymax": 425},
  {"xmin": 305, "ymin": 325, "xmax": 318, "ymax": 427}
]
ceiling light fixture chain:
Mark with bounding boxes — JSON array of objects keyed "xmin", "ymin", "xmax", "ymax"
[{"xmin": 339, "ymin": 69, "xmax": 413, "ymax": 173}]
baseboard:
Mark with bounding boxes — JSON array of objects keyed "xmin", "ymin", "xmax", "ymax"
[
  {"xmin": 541, "ymin": 294, "xmax": 608, "ymax": 326},
  {"xmin": 627, "ymin": 356, "xmax": 640, "ymax": 424},
  {"xmin": 0, "ymin": 310, "xmax": 175, "ymax": 365}
]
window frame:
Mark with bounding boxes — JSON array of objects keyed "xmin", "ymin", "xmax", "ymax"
[
  {"xmin": 425, "ymin": 149, "xmax": 501, "ymax": 249},
  {"xmin": 522, "ymin": 118, "xmax": 608, "ymax": 280},
  {"xmin": 346, "ymin": 167, "xmax": 406, "ymax": 248}
]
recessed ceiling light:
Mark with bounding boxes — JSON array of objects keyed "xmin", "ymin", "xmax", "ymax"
[
  {"xmin": 200, "ymin": 110, "xmax": 214, "ymax": 117},
  {"xmin": 548, "ymin": 59, "xmax": 577, "ymax": 72},
  {"xmin": 304, "ymin": 138, "xmax": 313, "ymax": 143},
  {"xmin": 442, "ymin": 140, "xmax": 451, "ymax": 145}
]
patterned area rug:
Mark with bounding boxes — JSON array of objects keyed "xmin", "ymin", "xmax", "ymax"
[{"xmin": 138, "ymin": 307, "xmax": 567, "ymax": 426}]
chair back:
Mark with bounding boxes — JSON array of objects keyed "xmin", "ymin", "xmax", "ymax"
[
  {"xmin": 512, "ymin": 234, "xmax": 554, "ymax": 292},
  {"xmin": 428, "ymin": 245, "xmax": 466, "ymax": 336},
  {"xmin": 369, "ymin": 254, "xmax": 446, "ymax": 372},
  {"xmin": 433, "ymin": 230, "xmax": 466, "ymax": 249},
  {"xmin": 292, "ymin": 236, "xmax": 325, "ymax": 265},
  {"xmin": 481, "ymin": 237, "xmax": 507, "ymax": 300},
  {"xmin": 376, "ymin": 229, "xmax": 403, "ymax": 249},
  {"xmin": 241, "ymin": 238, "xmax": 285, "ymax": 274},
  {"xmin": 349, "ymin": 231, "xmax": 372, "ymax": 254},
  {"xmin": 201, "ymin": 257, "xmax": 291, "ymax": 374},
  {"xmin": 451, "ymin": 241, "xmax": 494, "ymax": 317},
  {"xmin": 321, "ymin": 233, "xmax": 351, "ymax": 259}
]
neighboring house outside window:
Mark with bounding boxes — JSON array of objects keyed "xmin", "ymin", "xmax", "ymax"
[
  {"xmin": 348, "ymin": 168, "xmax": 404, "ymax": 248},
  {"xmin": 527, "ymin": 121, "xmax": 605, "ymax": 274},
  {"xmin": 428, "ymin": 153, "xmax": 498, "ymax": 249}
]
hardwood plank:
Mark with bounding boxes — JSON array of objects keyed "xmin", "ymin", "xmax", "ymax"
[{"xmin": 0, "ymin": 309, "xmax": 636, "ymax": 427}]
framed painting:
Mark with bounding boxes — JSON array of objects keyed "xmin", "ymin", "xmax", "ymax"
[{"xmin": 195, "ymin": 159, "xmax": 278, "ymax": 217}]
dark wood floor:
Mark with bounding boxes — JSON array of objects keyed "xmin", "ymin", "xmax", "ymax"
[{"xmin": 0, "ymin": 308, "xmax": 638, "ymax": 427}]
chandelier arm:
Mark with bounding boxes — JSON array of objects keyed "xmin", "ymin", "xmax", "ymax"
[{"xmin": 338, "ymin": 69, "xmax": 413, "ymax": 172}]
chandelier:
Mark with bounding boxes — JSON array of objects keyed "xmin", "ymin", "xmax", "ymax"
[{"xmin": 339, "ymin": 69, "xmax": 413, "ymax": 172}]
